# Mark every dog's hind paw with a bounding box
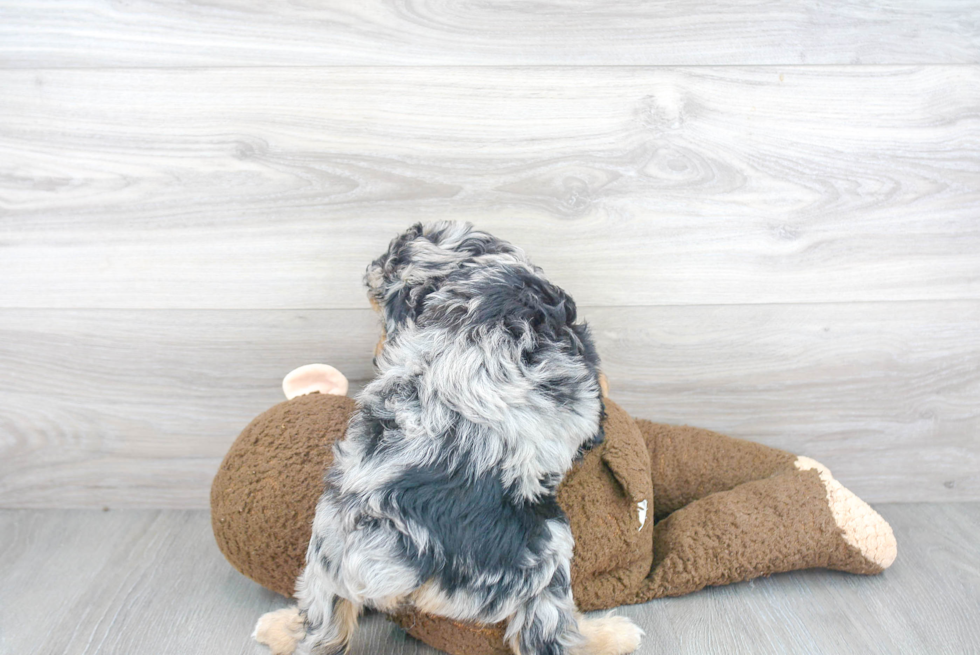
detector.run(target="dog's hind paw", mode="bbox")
[575,613,644,655]
[254,607,306,655]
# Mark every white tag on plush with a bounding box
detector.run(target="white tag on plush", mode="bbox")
[637,499,648,531]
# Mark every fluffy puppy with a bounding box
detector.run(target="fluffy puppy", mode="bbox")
[255,222,642,655]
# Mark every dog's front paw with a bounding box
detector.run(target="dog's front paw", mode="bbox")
[575,613,644,655]
[254,607,306,655]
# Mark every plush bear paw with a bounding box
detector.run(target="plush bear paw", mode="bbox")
[795,456,897,570]
[574,612,644,655]
[254,606,306,655]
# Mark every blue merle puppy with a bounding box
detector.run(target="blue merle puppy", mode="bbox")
[255,222,642,655]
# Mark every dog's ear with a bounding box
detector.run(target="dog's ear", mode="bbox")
[465,269,594,356]
[366,222,493,333]
[535,284,601,368]
[529,280,575,337]
[364,223,427,332]
[364,222,425,305]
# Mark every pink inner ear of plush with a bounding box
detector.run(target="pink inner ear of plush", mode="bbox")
[282,364,349,399]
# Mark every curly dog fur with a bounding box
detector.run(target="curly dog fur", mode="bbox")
[256,222,642,655]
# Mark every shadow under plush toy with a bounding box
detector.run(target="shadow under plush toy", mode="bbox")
[212,364,896,655]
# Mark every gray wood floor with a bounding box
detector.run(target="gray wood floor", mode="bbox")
[1,504,977,655]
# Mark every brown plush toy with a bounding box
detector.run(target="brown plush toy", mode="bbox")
[212,365,896,655]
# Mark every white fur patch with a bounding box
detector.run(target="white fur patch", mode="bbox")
[253,607,305,655]
[573,613,644,655]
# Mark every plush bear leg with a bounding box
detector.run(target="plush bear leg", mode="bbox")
[793,457,897,572]
[636,420,798,521]
[629,465,896,601]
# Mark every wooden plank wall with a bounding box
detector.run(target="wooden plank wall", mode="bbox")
[0,2,977,507]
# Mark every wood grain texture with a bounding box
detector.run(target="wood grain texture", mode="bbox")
[1,505,977,654]
[2,66,978,309]
[594,303,980,504]
[0,309,381,508]
[0,509,286,655]
[1,302,976,508]
[0,1,978,68]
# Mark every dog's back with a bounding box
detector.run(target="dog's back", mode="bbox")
[270,223,640,655]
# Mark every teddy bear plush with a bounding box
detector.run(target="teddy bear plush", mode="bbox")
[211,364,896,655]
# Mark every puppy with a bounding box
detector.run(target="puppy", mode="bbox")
[255,222,642,655]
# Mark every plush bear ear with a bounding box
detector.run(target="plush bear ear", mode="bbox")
[282,364,349,400]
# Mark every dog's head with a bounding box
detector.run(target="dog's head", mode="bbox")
[362,222,607,499]
[365,221,605,392]
[364,221,523,336]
